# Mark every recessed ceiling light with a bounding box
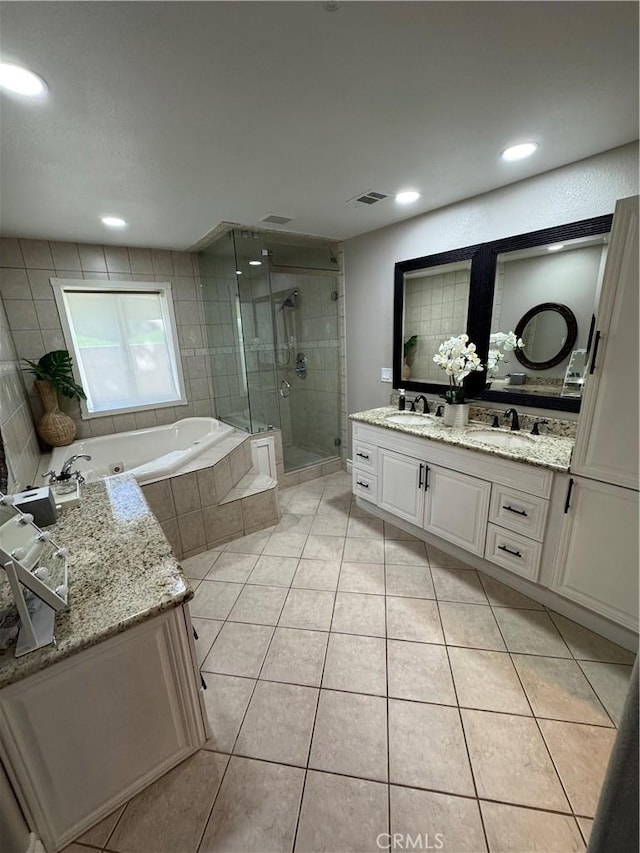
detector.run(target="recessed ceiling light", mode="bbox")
[548,243,564,252]
[0,62,48,97]
[501,142,538,162]
[235,270,243,275]
[249,260,262,266]
[101,216,127,228]
[395,191,420,204]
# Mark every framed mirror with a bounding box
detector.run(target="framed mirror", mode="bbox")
[393,214,612,412]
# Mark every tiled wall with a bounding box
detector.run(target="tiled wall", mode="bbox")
[0,237,215,440]
[0,296,41,491]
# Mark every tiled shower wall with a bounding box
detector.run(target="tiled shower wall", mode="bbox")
[0,238,215,439]
[0,296,41,491]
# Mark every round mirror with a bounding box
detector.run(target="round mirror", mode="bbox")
[514,302,578,370]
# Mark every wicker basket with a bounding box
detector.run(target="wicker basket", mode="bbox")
[35,380,77,447]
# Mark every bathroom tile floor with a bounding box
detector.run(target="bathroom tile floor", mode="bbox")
[69,471,635,853]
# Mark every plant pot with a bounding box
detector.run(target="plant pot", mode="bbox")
[34,380,76,447]
[402,359,411,380]
[443,402,469,428]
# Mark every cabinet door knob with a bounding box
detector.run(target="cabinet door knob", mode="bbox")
[498,544,522,558]
[503,504,527,517]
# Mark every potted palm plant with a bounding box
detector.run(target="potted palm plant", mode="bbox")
[23,350,86,447]
[402,335,418,380]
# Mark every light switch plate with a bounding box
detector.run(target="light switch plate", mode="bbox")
[381,367,393,383]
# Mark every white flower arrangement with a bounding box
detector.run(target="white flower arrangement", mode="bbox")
[433,333,484,403]
[487,331,524,372]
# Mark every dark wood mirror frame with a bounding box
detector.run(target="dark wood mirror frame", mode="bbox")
[393,213,613,413]
[514,302,578,371]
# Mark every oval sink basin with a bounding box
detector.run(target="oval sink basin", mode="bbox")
[465,429,535,449]
[386,412,435,426]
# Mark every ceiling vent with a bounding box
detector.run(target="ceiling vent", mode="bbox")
[346,190,389,207]
[261,214,293,225]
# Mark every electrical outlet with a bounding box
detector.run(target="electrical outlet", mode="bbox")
[381,367,393,383]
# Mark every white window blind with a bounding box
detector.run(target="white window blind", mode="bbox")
[53,281,186,417]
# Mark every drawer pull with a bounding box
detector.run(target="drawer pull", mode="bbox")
[356,452,370,460]
[503,504,528,517]
[356,480,369,489]
[418,463,425,490]
[498,544,522,559]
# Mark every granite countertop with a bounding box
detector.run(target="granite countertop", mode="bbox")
[350,407,574,472]
[0,475,191,689]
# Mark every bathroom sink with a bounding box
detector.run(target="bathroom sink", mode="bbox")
[464,429,535,449]
[385,412,435,426]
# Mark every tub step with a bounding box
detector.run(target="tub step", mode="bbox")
[219,468,278,505]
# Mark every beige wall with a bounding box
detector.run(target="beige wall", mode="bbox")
[0,296,40,491]
[0,238,215,441]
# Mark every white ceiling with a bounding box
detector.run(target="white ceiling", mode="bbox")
[1,1,638,249]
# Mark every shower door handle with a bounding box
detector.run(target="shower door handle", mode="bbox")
[279,379,291,398]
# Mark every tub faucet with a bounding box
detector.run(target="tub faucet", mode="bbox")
[411,395,430,414]
[504,408,520,431]
[44,454,92,486]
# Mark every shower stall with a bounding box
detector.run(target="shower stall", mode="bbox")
[198,229,342,473]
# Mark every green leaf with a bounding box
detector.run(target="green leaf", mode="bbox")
[22,350,86,400]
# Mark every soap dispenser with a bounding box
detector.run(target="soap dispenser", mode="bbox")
[398,389,406,411]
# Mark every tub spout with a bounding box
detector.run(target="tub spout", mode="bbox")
[60,454,92,477]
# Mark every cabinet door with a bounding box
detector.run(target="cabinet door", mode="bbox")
[378,448,425,526]
[424,465,491,555]
[571,196,639,489]
[552,476,639,631]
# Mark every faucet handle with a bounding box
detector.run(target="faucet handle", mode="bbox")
[491,415,500,428]
[531,420,549,436]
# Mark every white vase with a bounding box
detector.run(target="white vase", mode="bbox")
[443,402,469,428]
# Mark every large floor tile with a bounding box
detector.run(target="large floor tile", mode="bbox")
[438,602,505,651]
[317,497,351,516]
[383,520,418,540]
[426,545,469,569]
[388,699,474,796]
[387,640,456,704]
[462,708,570,811]
[385,539,429,565]
[386,596,444,643]
[338,561,385,594]
[448,647,530,715]
[385,564,434,599]
[279,588,336,630]
[181,549,221,579]
[577,818,594,845]
[346,516,384,539]
[76,805,125,848]
[309,690,388,781]
[549,613,636,663]
[235,680,318,766]
[108,750,228,853]
[202,622,274,677]
[478,573,544,610]
[260,627,328,686]
[288,496,322,515]
[302,534,345,561]
[492,608,570,657]
[390,786,487,852]
[578,660,633,726]
[309,514,349,537]
[191,617,224,665]
[480,801,585,852]
[512,654,612,725]
[224,529,272,554]
[201,673,255,753]
[431,566,488,604]
[191,580,242,619]
[295,771,388,853]
[227,584,288,625]
[275,513,314,535]
[262,532,308,558]
[206,551,259,582]
[538,719,616,816]
[322,633,386,695]
[247,554,300,587]
[342,537,385,563]
[292,558,341,591]
[199,756,305,852]
[332,591,386,637]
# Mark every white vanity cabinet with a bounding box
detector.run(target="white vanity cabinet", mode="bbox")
[352,422,551,573]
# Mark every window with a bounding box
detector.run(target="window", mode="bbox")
[52,280,187,417]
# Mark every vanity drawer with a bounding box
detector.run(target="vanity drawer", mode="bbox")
[353,440,377,474]
[352,469,378,503]
[485,523,542,581]
[489,485,548,542]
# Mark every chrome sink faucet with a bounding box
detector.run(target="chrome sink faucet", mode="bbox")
[504,408,520,431]
[411,395,430,414]
[44,454,92,486]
